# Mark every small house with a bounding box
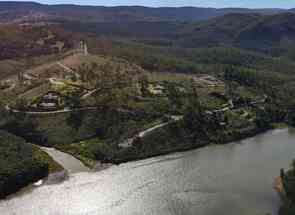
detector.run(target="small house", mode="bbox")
[38,91,61,110]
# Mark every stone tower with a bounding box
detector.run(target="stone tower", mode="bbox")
[79,41,88,55]
[84,42,88,55]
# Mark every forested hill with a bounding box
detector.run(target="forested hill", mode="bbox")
[58,12,295,55]
[236,13,295,51]
[179,12,295,53]
[0,1,292,23]
[176,12,295,51]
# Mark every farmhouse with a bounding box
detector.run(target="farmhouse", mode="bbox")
[38,91,61,110]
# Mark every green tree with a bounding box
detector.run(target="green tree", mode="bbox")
[167,84,182,114]
[15,98,28,111]
[139,75,149,97]
[183,81,204,134]
[255,107,272,130]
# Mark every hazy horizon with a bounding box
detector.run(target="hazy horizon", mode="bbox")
[7,0,295,9]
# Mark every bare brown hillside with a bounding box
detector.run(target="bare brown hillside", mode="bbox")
[0,23,75,60]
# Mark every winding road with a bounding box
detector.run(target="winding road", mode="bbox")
[119,116,183,148]
[5,105,99,115]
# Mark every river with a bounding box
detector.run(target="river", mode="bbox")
[1,128,295,215]
[41,147,89,174]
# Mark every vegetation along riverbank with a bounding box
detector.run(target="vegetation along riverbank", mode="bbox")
[278,159,295,215]
[0,130,62,199]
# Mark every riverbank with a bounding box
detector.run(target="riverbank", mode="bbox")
[106,121,290,165]
[1,145,91,199]
[2,128,295,215]
[277,163,295,215]
[275,177,284,195]
[0,106,281,198]
[55,118,269,167]
[0,121,282,200]
[0,130,63,199]
[110,122,268,164]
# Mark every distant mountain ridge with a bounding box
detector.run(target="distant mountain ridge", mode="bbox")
[2,2,295,55]
[59,12,295,53]
[176,12,295,51]
[0,1,293,23]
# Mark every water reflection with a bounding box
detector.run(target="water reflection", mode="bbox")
[1,129,295,215]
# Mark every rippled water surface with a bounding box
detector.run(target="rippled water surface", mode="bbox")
[1,129,295,215]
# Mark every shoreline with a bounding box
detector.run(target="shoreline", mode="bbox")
[1,127,288,201]
[110,126,270,164]
[55,125,272,167]
[275,177,286,198]
[4,169,69,201]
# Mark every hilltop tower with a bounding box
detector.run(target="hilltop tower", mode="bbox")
[79,41,88,55]
[84,43,88,56]
[79,41,84,53]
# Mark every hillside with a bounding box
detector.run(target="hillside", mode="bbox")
[55,11,295,56]
[176,13,262,48]
[174,12,295,52]
[1,2,295,56]
[0,1,291,23]
[236,13,295,51]
[0,23,75,60]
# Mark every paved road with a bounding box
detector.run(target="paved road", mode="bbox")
[81,88,99,99]
[5,105,98,115]
[117,96,267,149]
[57,62,76,74]
[119,116,183,148]
[49,78,65,86]
[3,83,16,92]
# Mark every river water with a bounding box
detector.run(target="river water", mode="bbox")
[41,147,89,174]
[1,129,295,215]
